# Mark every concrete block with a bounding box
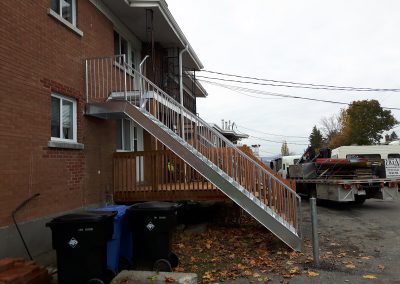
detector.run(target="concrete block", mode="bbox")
[111,270,197,284]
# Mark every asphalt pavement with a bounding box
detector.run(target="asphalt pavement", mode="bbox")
[228,198,400,284]
[292,198,400,283]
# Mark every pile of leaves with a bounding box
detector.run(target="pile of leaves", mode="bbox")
[171,217,304,283]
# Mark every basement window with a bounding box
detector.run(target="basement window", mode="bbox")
[51,93,77,142]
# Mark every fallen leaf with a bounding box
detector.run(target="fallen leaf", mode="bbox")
[148,275,158,281]
[253,272,261,278]
[290,267,301,275]
[243,270,252,276]
[165,276,176,283]
[286,260,294,265]
[308,271,320,277]
[237,263,246,270]
[361,256,372,260]
[202,271,213,280]
[363,274,377,279]
[345,264,356,269]
[378,265,385,271]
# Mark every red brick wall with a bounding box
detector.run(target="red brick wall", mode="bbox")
[0,0,117,226]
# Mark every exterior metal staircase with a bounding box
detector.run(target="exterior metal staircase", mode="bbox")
[85,56,303,251]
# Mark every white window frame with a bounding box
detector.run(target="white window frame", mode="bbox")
[48,0,83,36]
[117,119,144,152]
[51,0,77,26]
[51,93,77,143]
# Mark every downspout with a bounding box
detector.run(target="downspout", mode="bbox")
[179,45,189,138]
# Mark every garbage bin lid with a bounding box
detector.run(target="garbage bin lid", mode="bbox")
[89,205,128,219]
[128,201,179,212]
[47,211,117,225]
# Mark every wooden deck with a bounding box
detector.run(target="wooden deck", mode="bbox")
[113,149,298,226]
[113,150,225,202]
[113,148,295,205]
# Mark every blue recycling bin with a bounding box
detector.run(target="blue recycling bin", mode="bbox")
[90,205,132,272]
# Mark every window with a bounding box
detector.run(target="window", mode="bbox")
[51,0,76,26]
[117,119,143,151]
[117,119,131,151]
[346,154,381,161]
[114,31,128,64]
[113,31,137,69]
[51,94,77,142]
[388,153,400,159]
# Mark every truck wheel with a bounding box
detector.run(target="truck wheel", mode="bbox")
[353,196,366,205]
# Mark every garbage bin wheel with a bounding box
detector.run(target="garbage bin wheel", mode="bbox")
[153,259,172,272]
[168,252,179,268]
[86,279,104,284]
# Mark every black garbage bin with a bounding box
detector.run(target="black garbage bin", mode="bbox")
[126,201,179,271]
[46,211,116,284]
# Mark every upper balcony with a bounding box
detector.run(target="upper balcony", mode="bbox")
[84,55,204,114]
[89,0,207,113]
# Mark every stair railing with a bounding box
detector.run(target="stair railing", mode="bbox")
[85,56,302,235]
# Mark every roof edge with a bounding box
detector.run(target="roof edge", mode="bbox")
[127,0,204,70]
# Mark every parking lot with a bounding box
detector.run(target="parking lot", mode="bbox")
[289,198,400,283]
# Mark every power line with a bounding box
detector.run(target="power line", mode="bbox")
[197,70,400,92]
[200,79,400,111]
[248,135,309,146]
[236,124,309,139]
[235,127,309,146]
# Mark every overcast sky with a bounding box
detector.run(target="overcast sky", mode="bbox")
[166,0,400,156]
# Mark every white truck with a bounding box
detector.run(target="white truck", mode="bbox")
[287,146,400,204]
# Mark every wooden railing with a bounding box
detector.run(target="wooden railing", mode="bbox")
[113,150,219,200]
[114,148,297,225]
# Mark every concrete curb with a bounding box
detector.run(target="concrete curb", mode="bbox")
[111,270,198,284]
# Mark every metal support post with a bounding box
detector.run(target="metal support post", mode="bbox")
[123,54,127,101]
[310,197,320,266]
[179,45,189,139]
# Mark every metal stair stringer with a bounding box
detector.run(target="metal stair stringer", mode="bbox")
[87,100,302,251]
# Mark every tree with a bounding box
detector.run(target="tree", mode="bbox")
[342,100,398,145]
[321,115,340,143]
[281,141,289,156]
[309,126,324,150]
[320,109,347,146]
[390,131,398,141]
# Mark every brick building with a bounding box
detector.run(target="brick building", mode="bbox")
[0,0,303,262]
[0,0,207,260]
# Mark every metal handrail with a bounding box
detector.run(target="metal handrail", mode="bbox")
[85,56,302,233]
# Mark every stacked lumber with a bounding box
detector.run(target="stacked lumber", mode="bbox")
[0,258,51,284]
